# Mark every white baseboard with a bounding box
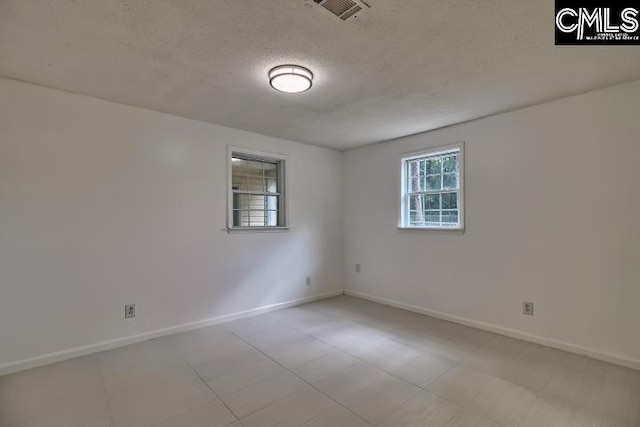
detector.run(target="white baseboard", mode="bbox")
[0,290,344,376]
[345,290,640,371]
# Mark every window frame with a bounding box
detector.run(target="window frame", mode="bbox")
[398,142,465,232]
[227,146,288,232]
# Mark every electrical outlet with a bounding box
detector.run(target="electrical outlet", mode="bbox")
[522,301,534,316]
[355,263,361,273]
[305,276,312,286]
[125,304,136,319]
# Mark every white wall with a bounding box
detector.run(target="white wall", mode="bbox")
[343,80,640,367]
[0,78,344,371]
[2,76,639,373]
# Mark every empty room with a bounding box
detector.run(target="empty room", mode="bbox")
[1,1,639,426]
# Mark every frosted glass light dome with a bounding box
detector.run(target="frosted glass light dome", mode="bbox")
[269,65,313,94]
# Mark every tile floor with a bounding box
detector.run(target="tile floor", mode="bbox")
[1,295,638,427]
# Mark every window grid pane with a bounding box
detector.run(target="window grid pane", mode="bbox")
[231,154,282,228]
[404,150,460,228]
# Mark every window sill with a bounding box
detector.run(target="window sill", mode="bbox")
[227,226,289,234]
[397,226,465,234]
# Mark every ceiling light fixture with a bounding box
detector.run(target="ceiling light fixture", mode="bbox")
[269,65,313,94]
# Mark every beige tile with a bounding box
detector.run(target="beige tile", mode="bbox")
[427,366,495,406]
[267,307,333,333]
[350,303,421,326]
[530,394,640,427]
[81,418,113,427]
[430,342,639,427]
[0,356,101,398]
[519,396,587,427]
[494,342,569,392]
[542,354,611,412]
[367,343,456,387]
[166,326,250,365]
[429,366,537,426]
[300,405,369,427]
[220,371,307,418]
[313,361,388,398]
[315,361,421,424]
[110,377,214,427]
[542,354,640,426]
[598,365,640,426]
[2,397,109,427]
[574,413,637,427]
[393,352,456,388]
[151,400,236,427]
[526,394,639,427]
[317,328,397,360]
[417,318,471,344]
[431,327,496,362]
[193,347,270,381]
[393,332,443,354]
[462,335,529,375]
[0,356,100,390]
[240,386,335,427]
[0,377,106,423]
[106,364,202,413]
[223,315,283,338]
[0,357,107,427]
[2,296,637,427]
[241,324,305,350]
[206,358,286,397]
[302,317,362,338]
[465,375,537,427]
[377,391,460,427]
[337,369,421,424]
[97,339,185,393]
[445,409,502,427]
[349,334,410,364]
[258,335,335,368]
[290,349,360,384]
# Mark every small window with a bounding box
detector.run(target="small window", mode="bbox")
[399,143,464,230]
[228,149,287,230]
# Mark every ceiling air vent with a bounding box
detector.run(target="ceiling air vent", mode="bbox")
[308,0,370,21]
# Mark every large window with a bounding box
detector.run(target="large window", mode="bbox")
[229,148,287,230]
[400,143,464,230]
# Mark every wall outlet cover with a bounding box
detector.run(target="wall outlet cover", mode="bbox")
[522,301,534,316]
[125,304,136,319]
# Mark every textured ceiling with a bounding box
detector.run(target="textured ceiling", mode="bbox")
[1,0,640,150]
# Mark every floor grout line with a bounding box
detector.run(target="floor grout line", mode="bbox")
[265,308,465,401]
[222,325,375,425]
[163,336,243,425]
[276,301,488,363]
[264,300,537,426]
[169,308,524,427]
[9,296,636,427]
[273,315,456,386]
[286,318,489,413]
[102,297,541,427]
[94,354,116,427]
